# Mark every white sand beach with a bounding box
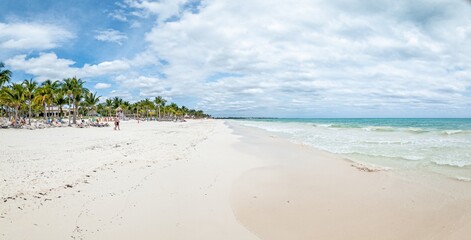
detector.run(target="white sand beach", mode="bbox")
[2,0,471,239]
[1,120,471,240]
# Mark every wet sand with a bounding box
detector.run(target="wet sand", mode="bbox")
[229,123,471,240]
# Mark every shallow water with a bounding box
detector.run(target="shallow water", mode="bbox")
[233,118,471,180]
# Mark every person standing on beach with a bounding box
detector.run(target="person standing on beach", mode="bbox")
[114,116,120,130]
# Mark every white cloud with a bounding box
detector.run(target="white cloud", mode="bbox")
[0,22,74,50]
[115,74,169,97]
[82,60,131,76]
[94,83,112,89]
[128,0,471,116]
[4,0,471,117]
[108,11,128,22]
[5,53,130,81]
[130,21,142,28]
[108,89,133,101]
[94,29,128,45]
[124,0,191,21]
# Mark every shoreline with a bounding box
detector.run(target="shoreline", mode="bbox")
[227,119,471,183]
[228,121,471,240]
[1,120,470,239]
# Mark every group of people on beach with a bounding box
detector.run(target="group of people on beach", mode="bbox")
[85,116,120,130]
[1,115,122,130]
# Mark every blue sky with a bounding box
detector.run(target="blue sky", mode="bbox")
[1,0,471,117]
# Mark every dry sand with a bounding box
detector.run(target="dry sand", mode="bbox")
[1,120,261,239]
[1,120,470,240]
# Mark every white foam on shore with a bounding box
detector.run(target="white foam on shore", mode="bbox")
[233,120,471,179]
[456,177,471,182]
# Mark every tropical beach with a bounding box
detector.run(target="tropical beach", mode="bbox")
[2,0,471,239]
[1,120,471,240]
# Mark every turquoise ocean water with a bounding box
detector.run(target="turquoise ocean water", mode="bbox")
[234,118,471,181]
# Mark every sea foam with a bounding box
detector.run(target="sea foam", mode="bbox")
[234,118,471,179]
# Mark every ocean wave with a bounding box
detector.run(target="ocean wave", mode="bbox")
[235,120,471,176]
[361,140,414,145]
[441,130,471,136]
[329,124,356,129]
[405,128,429,134]
[361,126,432,134]
[431,160,471,168]
[340,151,425,161]
[312,124,334,128]
[361,126,395,132]
[314,124,398,132]
[455,177,471,182]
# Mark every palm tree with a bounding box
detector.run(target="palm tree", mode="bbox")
[61,78,74,125]
[73,88,88,122]
[61,77,86,124]
[140,98,154,119]
[196,110,206,118]
[0,87,5,117]
[83,92,101,116]
[0,62,12,87]
[54,93,67,118]
[96,103,105,116]
[0,87,8,117]
[105,98,113,117]
[121,101,131,118]
[130,102,139,119]
[181,105,188,119]
[43,80,60,116]
[34,84,54,121]
[1,83,25,120]
[112,97,123,109]
[22,79,38,125]
[154,96,166,120]
[168,102,179,120]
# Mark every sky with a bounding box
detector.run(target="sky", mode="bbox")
[1,0,471,117]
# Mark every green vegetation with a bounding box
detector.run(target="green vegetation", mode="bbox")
[0,62,210,124]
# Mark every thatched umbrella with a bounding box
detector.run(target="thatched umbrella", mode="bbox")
[89,110,98,116]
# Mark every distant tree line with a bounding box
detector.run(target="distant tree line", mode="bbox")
[0,62,210,125]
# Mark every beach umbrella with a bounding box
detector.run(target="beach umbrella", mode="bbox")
[89,110,98,116]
